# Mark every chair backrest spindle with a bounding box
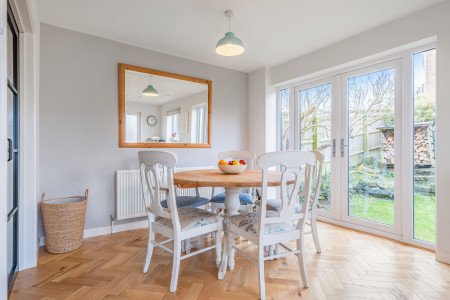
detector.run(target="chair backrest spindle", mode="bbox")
[138,151,182,231]
[310,151,325,210]
[257,151,315,230]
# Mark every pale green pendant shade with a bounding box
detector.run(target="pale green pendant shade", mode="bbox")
[142,84,159,97]
[215,10,245,57]
[215,32,245,56]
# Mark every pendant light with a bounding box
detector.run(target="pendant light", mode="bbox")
[142,75,159,97]
[215,10,245,56]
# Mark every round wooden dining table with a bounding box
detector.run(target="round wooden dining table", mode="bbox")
[173,168,286,280]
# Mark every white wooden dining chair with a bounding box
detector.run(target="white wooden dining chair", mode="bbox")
[154,166,212,254]
[138,151,223,292]
[226,151,315,299]
[266,150,324,253]
[210,150,257,213]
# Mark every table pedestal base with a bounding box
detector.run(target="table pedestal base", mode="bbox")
[218,187,241,280]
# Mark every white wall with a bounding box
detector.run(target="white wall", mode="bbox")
[248,68,277,157]
[248,68,266,156]
[39,24,248,233]
[250,1,450,263]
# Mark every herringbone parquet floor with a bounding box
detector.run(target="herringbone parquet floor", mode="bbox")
[11,222,450,299]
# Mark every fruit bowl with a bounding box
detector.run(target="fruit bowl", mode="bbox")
[218,163,247,174]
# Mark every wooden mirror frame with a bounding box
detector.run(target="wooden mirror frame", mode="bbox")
[118,63,212,148]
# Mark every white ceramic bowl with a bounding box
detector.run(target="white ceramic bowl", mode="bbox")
[218,164,247,174]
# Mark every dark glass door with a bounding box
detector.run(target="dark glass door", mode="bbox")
[7,2,19,293]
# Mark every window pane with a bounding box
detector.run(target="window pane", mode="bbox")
[279,89,290,151]
[7,217,16,280]
[125,113,138,142]
[7,22,15,84]
[7,89,15,213]
[347,68,395,225]
[167,114,180,142]
[191,105,207,144]
[299,83,332,211]
[413,49,436,243]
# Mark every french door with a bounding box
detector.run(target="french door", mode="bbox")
[6,2,20,292]
[340,59,402,234]
[294,77,340,220]
[294,59,402,235]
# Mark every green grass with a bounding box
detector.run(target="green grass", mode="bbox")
[349,194,394,225]
[319,158,436,244]
[349,193,436,243]
[413,193,436,243]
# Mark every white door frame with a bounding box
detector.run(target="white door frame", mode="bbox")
[400,43,437,250]
[277,41,437,250]
[340,58,403,235]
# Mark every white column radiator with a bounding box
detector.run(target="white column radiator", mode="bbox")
[113,166,218,222]
[115,170,145,221]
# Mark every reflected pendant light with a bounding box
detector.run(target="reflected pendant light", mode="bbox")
[215,10,245,56]
[142,75,159,97]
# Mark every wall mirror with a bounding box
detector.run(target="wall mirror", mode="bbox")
[119,64,212,148]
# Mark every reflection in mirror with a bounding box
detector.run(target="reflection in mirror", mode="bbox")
[123,68,210,146]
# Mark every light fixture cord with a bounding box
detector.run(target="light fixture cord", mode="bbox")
[228,15,231,32]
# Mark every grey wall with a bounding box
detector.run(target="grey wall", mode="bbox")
[39,23,248,231]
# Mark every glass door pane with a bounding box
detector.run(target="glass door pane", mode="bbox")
[346,66,396,226]
[279,88,290,151]
[297,83,333,212]
[7,4,20,293]
[413,49,436,243]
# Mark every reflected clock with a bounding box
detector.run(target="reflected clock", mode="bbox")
[147,115,157,126]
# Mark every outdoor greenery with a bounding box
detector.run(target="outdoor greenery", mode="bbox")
[291,50,436,245]
[349,192,435,243]
[317,158,436,243]
[384,102,435,126]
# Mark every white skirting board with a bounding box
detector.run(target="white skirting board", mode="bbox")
[39,219,148,247]
[436,250,450,264]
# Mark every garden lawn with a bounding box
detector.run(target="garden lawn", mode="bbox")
[349,193,435,243]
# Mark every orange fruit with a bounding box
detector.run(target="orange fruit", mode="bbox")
[218,159,227,165]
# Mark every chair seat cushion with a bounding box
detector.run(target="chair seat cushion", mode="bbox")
[155,207,223,231]
[228,211,296,235]
[161,196,210,208]
[265,199,302,213]
[210,192,254,205]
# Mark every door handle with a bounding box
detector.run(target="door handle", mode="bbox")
[316,141,336,157]
[7,138,12,162]
[340,138,348,158]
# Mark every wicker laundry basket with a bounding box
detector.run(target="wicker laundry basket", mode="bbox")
[40,190,88,253]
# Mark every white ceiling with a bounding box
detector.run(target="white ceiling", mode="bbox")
[38,0,443,73]
[125,70,207,105]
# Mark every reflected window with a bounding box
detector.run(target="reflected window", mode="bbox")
[192,104,208,144]
[125,112,140,142]
[166,108,180,142]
